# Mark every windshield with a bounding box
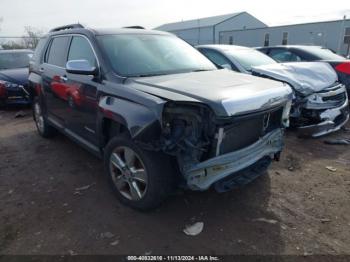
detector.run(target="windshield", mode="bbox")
[0,52,33,70]
[227,49,276,71]
[97,34,216,77]
[302,46,346,61]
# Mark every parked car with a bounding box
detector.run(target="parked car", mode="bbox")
[256,45,350,97]
[0,49,33,106]
[197,45,349,137]
[29,24,292,210]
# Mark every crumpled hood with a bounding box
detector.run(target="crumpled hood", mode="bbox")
[252,62,338,96]
[131,69,292,116]
[0,68,29,86]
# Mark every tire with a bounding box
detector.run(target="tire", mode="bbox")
[104,135,175,210]
[32,97,56,138]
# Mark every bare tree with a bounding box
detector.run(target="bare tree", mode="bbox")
[21,26,43,49]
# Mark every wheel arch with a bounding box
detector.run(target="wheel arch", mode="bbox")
[28,72,44,100]
[98,96,163,149]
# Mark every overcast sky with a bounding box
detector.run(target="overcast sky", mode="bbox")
[0,0,349,36]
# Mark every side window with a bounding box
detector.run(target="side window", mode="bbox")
[258,48,268,54]
[68,36,96,67]
[269,49,302,62]
[46,36,70,67]
[200,49,236,70]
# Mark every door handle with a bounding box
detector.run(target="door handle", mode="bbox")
[39,68,44,72]
[60,75,68,82]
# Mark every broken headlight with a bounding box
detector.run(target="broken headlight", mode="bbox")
[282,100,292,127]
[161,102,214,156]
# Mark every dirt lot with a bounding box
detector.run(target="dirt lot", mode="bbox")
[0,107,350,256]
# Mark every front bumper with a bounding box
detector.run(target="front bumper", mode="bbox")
[184,128,284,191]
[297,96,349,138]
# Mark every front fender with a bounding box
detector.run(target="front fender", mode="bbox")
[98,96,165,142]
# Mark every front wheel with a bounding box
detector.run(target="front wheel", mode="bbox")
[104,136,175,210]
[33,97,56,138]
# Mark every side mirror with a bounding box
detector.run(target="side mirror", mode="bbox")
[221,63,232,70]
[66,60,97,75]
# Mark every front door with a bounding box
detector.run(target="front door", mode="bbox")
[64,35,100,146]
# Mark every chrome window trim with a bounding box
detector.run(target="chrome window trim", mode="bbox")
[43,33,101,74]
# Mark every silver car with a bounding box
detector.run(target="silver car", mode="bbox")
[197,45,349,137]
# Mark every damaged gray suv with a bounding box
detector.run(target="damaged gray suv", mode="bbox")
[29,24,292,210]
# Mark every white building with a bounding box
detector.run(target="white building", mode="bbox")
[156,13,350,56]
[155,12,267,45]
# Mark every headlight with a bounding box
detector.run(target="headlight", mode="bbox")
[0,80,21,89]
[282,100,292,127]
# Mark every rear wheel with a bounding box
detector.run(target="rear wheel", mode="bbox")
[104,135,175,210]
[33,97,56,138]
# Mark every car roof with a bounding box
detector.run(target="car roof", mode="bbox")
[0,49,33,53]
[196,44,254,52]
[258,45,323,49]
[47,27,172,37]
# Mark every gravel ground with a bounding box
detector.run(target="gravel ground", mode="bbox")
[0,107,350,256]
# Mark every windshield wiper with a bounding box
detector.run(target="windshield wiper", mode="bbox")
[189,69,215,72]
[131,69,215,77]
[135,73,168,77]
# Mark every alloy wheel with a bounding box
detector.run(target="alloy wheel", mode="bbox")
[109,146,148,201]
[34,101,45,133]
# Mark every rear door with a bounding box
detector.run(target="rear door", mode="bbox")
[41,36,71,127]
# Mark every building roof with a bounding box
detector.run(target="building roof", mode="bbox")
[224,18,350,33]
[155,12,244,31]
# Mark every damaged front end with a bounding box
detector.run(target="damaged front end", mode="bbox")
[160,101,291,191]
[291,83,349,137]
[252,62,350,137]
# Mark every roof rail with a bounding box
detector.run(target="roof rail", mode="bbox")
[49,24,84,32]
[123,26,145,29]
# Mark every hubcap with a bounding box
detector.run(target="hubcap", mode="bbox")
[109,146,148,201]
[34,102,45,133]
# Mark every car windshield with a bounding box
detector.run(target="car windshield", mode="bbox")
[301,46,346,60]
[0,52,33,70]
[226,49,277,71]
[97,34,217,77]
